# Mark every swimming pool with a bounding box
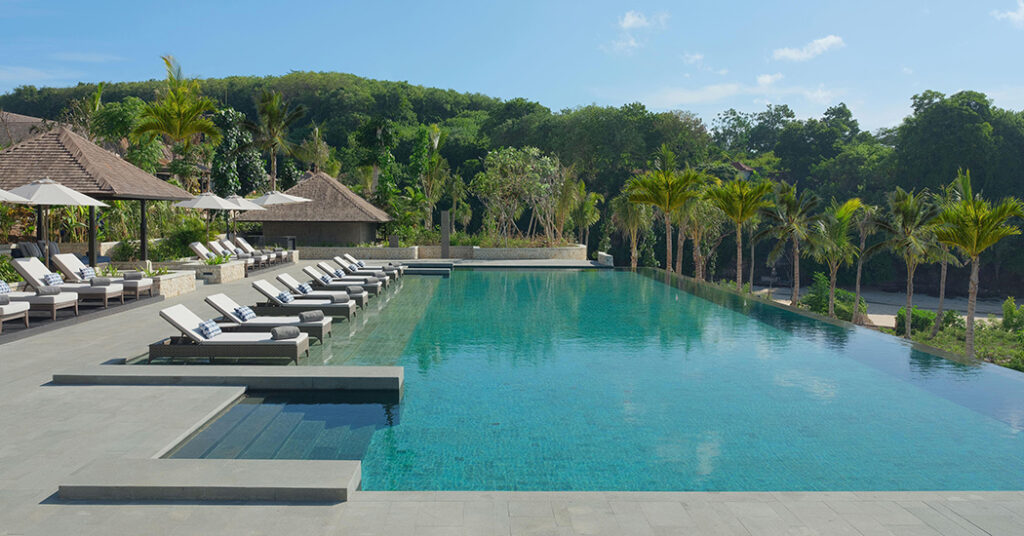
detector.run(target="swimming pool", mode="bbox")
[174,269,1024,491]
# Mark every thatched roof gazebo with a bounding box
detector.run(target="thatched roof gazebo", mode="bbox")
[0,126,193,263]
[238,171,390,246]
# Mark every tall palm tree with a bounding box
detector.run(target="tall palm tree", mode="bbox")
[808,198,863,317]
[934,170,1023,358]
[881,187,940,339]
[246,90,306,191]
[611,192,653,269]
[929,182,964,338]
[628,145,703,272]
[705,178,774,292]
[758,182,821,304]
[851,204,882,325]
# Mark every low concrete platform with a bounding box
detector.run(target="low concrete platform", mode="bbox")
[59,459,360,503]
[52,365,404,392]
[405,267,450,277]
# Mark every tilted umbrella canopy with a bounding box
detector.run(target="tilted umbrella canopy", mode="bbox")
[0,188,31,204]
[225,195,266,211]
[251,190,311,206]
[173,192,239,210]
[8,178,108,208]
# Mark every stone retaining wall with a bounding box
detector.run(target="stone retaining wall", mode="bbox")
[417,245,476,259]
[298,246,418,260]
[152,271,196,298]
[471,245,587,260]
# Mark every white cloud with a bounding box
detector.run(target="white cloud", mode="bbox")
[757,73,784,86]
[715,68,729,76]
[772,35,845,61]
[682,52,704,64]
[50,52,123,63]
[619,10,668,29]
[992,0,1024,27]
[902,66,914,75]
[602,35,640,55]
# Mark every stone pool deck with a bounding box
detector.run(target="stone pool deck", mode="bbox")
[0,262,1022,535]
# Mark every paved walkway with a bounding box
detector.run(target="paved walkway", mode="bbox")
[1,262,1022,535]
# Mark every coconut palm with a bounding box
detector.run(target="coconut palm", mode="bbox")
[627,145,703,272]
[928,182,965,337]
[851,204,882,325]
[881,187,940,339]
[705,178,774,292]
[611,192,653,269]
[246,90,306,191]
[807,198,863,318]
[758,182,822,305]
[934,170,1023,358]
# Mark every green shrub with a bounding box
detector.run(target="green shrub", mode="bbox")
[803,272,866,322]
[109,240,139,262]
[1002,297,1024,332]
[154,217,211,261]
[895,305,936,336]
[942,310,965,330]
[203,254,231,265]
[0,255,21,283]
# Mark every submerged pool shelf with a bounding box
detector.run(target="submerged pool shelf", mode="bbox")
[174,268,1024,492]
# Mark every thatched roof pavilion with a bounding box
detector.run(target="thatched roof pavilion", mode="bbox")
[0,127,193,262]
[239,171,390,246]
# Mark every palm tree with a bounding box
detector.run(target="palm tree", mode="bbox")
[881,187,939,339]
[929,183,964,337]
[851,204,882,325]
[807,198,863,317]
[934,170,1023,358]
[705,178,774,292]
[570,181,604,247]
[611,192,653,269]
[246,90,306,191]
[758,182,821,304]
[628,145,703,272]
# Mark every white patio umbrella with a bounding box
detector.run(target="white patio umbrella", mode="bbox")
[173,192,240,236]
[8,178,108,268]
[250,190,310,206]
[0,188,31,204]
[224,195,265,238]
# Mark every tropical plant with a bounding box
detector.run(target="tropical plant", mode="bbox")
[246,90,306,191]
[352,118,396,194]
[569,181,604,246]
[686,196,729,281]
[211,108,266,197]
[933,170,1024,358]
[757,181,821,304]
[929,182,964,337]
[851,204,882,325]
[806,198,863,317]
[705,178,774,292]
[804,272,866,322]
[880,187,940,339]
[60,82,104,140]
[610,192,652,269]
[627,145,703,272]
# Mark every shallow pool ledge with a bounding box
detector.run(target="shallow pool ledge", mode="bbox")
[52,365,404,392]
[59,459,360,503]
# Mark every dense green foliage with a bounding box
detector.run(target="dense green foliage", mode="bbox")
[803,272,866,322]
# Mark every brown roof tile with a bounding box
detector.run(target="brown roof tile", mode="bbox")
[238,171,391,223]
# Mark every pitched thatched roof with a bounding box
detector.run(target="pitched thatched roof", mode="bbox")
[0,126,192,201]
[239,171,391,223]
[0,111,51,146]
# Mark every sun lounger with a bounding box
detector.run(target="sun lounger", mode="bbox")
[316,261,388,288]
[152,304,309,364]
[0,295,30,333]
[302,265,381,295]
[207,240,259,269]
[234,236,294,263]
[332,256,395,281]
[51,253,153,299]
[216,238,271,266]
[0,280,78,321]
[12,257,124,308]
[251,279,355,320]
[204,293,331,343]
[341,253,405,276]
[277,272,367,308]
[190,242,218,262]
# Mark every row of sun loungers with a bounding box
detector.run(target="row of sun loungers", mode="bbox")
[189,236,297,271]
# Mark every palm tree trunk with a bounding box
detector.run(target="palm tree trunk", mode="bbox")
[749,233,755,290]
[664,215,673,273]
[791,237,800,305]
[930,255,948,338]
[852,235,866,324]
[904,261,916,339]
[269,153,278,191]
[692,231,703,281]
[734,223,743,292]
[674,226,684,274]
[828,265,838,318]
[630,229,639,269]
[966,256,979,359]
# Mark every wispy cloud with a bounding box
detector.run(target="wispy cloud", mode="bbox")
[50,52,124,63]
[682,52,704,65]
[602,35,640,55]
[902,66,914,75]
[772,35,845,61]
[757,73,784,86]
[0,65,80,83]
[680,52,728,75]
[646,77,839,108]
[992,0,1024,27]
[619,10,668,29]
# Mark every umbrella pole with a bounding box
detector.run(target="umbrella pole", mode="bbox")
[140,199,148,262]
[43,207,49,270]
[88,206,97,267]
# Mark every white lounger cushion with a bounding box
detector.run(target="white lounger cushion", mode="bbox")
[0,301,30,316]
[7,291,78,305]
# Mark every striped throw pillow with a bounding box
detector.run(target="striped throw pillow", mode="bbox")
[319,275,332,285]
[333,269,345,279]
[234,306,256,321]
[79,267,96,280]
[277,292,294,303]
[197,319,222,338]
[43,273,63,286]
[0,281,10,294]
[357,261,365,267]
[297,283,313,294]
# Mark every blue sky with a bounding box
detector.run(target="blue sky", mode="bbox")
[2,0,1024,130]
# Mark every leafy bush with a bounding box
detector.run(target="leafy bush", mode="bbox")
[0,255,21,283]
[153,217,211,261]
[1002,297,1024,331]
[895,306,937,336]
[204,254,231,265]
[942,310,965,330]
[803,272,866,322]
[144,267,171,277]
[109,240,140,262]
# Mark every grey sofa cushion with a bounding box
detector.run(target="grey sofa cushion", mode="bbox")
[35,286,61,296]
[298,310,324,322]
[271,326,301,340]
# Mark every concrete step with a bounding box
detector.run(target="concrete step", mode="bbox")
[52,365,404,392]
[406,267,451,277]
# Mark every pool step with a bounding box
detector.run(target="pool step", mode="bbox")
[59,459,360,503]
[406,267,450,277]
[52,365,404,392]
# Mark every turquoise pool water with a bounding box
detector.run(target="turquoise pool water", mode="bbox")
[174,269,1024,491]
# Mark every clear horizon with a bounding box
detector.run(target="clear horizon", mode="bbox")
[3,0,1024,130]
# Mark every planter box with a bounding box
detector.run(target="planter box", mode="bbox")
[183,260,247,284]
[298,246,418,260]
[152,271,196,298]
[471,245,587,261]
